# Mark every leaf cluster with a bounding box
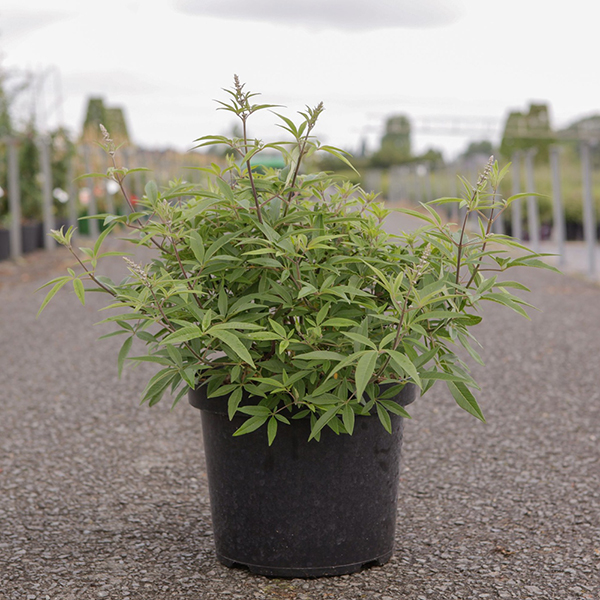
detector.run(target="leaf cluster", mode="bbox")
[39,78,558,444]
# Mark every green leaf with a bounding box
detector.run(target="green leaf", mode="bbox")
[73,278,86,306]
[238,405,271,416]
[316,303,330,325]
[447,381,485,422]
[233,415,268,436]
[93,222,115,257]
[322,318,359,328]
[268,318,287,338]
[308,406,338,441]
[267,417,278,446]
[117,336,133,378]
[379,399,411,418]
[341,331,377,350]
[210,329,256,367]
[189,231,205,263]
[385,350,422,388]
[145,180,159,204]
[355,351,378,401]
[419,370,469,383]
[162,325,203,345]
[36,277,70,316]
[294,350,345,361]
[376,403,392,433]
[342,404,355,435]
[413,310,461,324]
[218,285,228,316]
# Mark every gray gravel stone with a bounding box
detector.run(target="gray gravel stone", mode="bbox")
[1,245,599,599]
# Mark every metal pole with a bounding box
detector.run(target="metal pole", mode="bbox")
[38,136,55,250]
[580,141,597,277]
[549,146,566,267]
[67,151,77,230]
[82,144,99,238]
[426,165,433,203]
[7,138,22,259]
[102,177,114,215]
[388,166,401,202]
[524,149,540,252]
[511,151,522,240]
[448,165,459,223]
[493,188,505,235]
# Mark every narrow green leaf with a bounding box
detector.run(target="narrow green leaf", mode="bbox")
[267,417,278,446]
[93,222,115,257]
[294,350,345,361]
[342,405,355,435]
[233,415,268,436]
[210,329,255,367]
[379,399,411,418]
[238,405,271,416]
[37,278,69,316]
[189,231,205,263]
[355,351,378,401]
[308,406,338,441]
[385,350,422,389]
[117,336,133,378]
[162,325,203,345]
[376,403,392,433]
[145,180,159,204]
[268,318,287,338]
[447,381,485,422]
[341,331,377,350]
[322,318,360,328]
[218,285,228,316]
[73,278,86,306]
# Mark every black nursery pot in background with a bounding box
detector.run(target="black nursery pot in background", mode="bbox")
[21,222,40,254]
[0,229,9,261]
[189,384,417,578]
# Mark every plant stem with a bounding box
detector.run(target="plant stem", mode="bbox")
[465,206,495,289]
[242,119,263,224]
[455,209,470,286]
[68,245,116,296]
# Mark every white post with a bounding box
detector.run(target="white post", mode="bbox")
[38,136,55,250]
[524,149,540,252]
[511,151,522,240]
[7,138,22,259]
[580,141,597,277]
[549,146,566,267]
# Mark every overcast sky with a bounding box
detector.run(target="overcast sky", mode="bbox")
[1,0,598,159]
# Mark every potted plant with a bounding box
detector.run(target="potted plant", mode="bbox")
[18,126,43,252]
[38,78,555,577]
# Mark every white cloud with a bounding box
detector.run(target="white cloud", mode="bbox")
[174,0,464,31]
[0,9,68,42]
[63,70,161,96]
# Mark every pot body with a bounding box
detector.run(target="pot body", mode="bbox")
[0,229,9,261]
[189,384,416,577]
[21,223,40,254]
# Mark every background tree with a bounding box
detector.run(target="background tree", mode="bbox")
[371,114,412,167]
[462,140,494,160]
[500,103,554,162]
[18,122,42,221]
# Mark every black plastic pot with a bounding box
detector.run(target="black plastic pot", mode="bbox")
[189,383,417,578]
[21,222,40,254]
[0,229,9,261]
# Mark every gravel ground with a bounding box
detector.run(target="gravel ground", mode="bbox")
[0,241,599,600]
